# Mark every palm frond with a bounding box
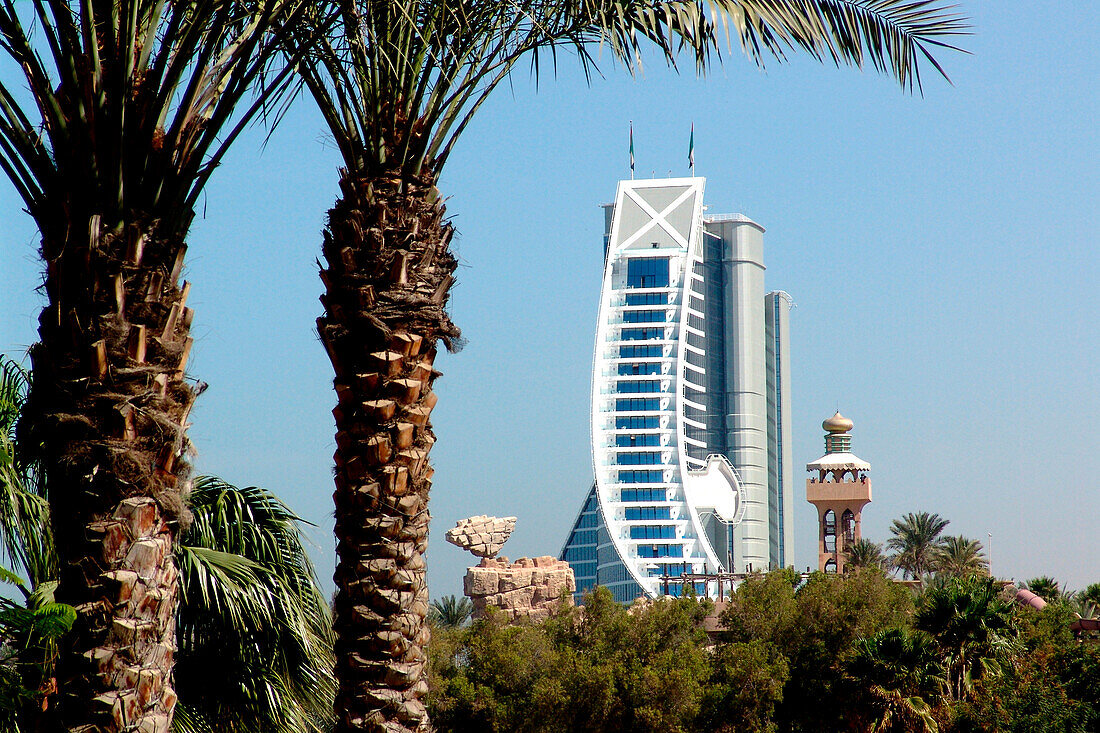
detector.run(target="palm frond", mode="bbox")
[0,356,52,588]
[174,477,335,733]
[292,0,966,178]
[430,594,474,628]
[0,0,313,236]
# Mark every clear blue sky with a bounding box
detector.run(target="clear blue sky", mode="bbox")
[2,3,1097,599]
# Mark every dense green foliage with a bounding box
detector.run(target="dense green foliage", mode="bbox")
[427,570,1100,733]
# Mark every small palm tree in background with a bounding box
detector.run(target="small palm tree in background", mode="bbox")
[888,512,950,580]
[0,357,70,728]
[428,596,473,630]
[846,539,888,571]
[915,576,1015,702]
[846,628,942,732]
[174,477,336,733]
[1074,582,1100,618]
[290,3,966,729]
[0,3,309,727]
[933,535,988,579]
[1022,576,1063,603]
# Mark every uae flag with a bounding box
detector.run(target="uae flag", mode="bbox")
[688,122,695,171]
[629,122,635,175]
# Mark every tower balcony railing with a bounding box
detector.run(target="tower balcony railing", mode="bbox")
[604,336,676,347]
[610,292,679,308]
[607,313,679,326]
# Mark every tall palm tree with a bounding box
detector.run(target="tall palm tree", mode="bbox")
[933,535,987,579]
[0,2,308,728]
[291,2,966,730]
[846,539,887,572]
[888,511,950,580]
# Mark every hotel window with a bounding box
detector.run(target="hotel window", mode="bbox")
[616,434,660,447]
[625,506,672,520]
[618,471,664,486]
[623,310,666,323]
[621,327,664,341]
[625,292,669,306]
[629,525,677,540]
[616,416,660,429]
[626,257,670,288]
[620,488,666,502]
[616,398,660,412]
[618,362,661,376]
[617,452,661,465]
[619,345,663,358]
[637,544,684,558]
[618,380,661,394]
[564,546,596,562]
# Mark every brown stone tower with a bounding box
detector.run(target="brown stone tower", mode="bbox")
[805,412,871,573]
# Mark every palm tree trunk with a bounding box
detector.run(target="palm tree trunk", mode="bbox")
[318,170,459,733]
[22,212,198,732]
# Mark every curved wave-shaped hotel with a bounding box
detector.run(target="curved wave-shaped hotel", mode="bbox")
[560,177,795,602]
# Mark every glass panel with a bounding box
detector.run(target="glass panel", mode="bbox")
[618,380,661,393]
[626,257,670,288]
[626,292,669,306]
[623,310,666,323]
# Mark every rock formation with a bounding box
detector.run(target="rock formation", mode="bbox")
[463,556,575,622]
[445,515,516,558]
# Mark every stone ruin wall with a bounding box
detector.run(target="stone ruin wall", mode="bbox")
[463,556,576,622]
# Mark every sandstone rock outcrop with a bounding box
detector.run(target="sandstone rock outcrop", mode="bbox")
[445,515,516,558]
[463,556,576,622]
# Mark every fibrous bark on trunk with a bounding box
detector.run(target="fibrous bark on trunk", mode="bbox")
[22,213,197,732]
[318,170,459,733]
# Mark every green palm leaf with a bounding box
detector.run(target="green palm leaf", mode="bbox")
[291,0,966,178]
[0,357,51,589]
[0,0,313,234]
[174,476,335,733]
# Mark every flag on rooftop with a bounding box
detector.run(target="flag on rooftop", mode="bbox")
[629,122,635,178]
[688,122,695,174]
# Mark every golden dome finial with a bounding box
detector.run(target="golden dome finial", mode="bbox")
[823,411,854,434]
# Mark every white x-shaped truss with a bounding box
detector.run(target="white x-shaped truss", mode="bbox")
[617,185,698,250]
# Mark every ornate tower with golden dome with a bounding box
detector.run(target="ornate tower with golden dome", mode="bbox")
[805,412,871,573]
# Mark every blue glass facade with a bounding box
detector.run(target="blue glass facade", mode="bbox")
[618,363,662,376]
[619,345,663,358]
[560,486,601,600]
[616,416,660,429]
[616,434,660,447]
[625,292,669,306]
[629,525,677,540]
[616,398,660,412]
[618,472,663,485]
[621,327,664,341]
[623,310,666,323]
[626,257,670,288]
[617,380,661,393]
[620,488,665,502]
[625,506,672,520]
